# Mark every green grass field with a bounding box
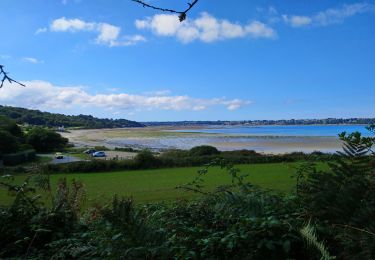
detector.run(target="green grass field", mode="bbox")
[0,162,320,206]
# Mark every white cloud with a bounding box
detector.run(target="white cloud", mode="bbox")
[35,27,47,35]
[22,57,44,64]
[0,80,251,112]
[46,17,145,47]
[51,17,95,32]
[95,23,121,45]
[109,35,146,47]
[135,12,277,43]
[244,21,276,38]
[314,3,374,25]
[283,3,375,27]
[282,15,312,27]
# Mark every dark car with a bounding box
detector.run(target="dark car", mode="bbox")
[84,149,96,154]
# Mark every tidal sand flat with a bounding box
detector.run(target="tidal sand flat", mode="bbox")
[62,125,369,153]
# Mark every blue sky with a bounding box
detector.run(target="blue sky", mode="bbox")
[0,0,374,121]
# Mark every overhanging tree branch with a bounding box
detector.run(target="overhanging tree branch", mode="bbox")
[0,65,25,88]
[131,0,200,21]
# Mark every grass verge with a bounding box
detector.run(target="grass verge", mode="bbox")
[0,162,326,206]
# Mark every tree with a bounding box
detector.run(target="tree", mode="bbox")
[131,0,200,22]
[189,145,220,156]
[0,116,23,155]
[26,127,68,152]
[0,65,25,88]
[0,115,23,138]
[0,130,19,155]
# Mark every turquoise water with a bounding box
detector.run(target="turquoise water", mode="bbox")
[172,125,371,137]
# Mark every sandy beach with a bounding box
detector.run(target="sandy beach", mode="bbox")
[61,126,344,154]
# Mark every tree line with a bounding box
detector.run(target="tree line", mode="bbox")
[0,115,68,159]
[0,105,144,129]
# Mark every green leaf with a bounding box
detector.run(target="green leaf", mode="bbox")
[112,233,122,240]
[283,240,291,253]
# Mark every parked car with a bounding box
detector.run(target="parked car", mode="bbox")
[92,151,106,157]
[84,149,96,154]
[55,152,64,159]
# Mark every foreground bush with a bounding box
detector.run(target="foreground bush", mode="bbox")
[2,149,36,166]
[297,131,375,259]
[0,128,374,259]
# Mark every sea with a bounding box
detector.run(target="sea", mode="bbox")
[170,124,371,137]
[104,124,373,154]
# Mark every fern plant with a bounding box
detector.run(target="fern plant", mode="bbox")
[300,221,334,260]
[297,129,375,259]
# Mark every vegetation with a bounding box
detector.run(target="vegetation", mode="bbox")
[26,127,69,153]
[189,145,220,156]
[0,162,299,205]
[0,115,23,155]
[0,128,373,259]
[0,105,144,129]
[2,150,36,166]
[45,147,329,174]
[0,115,69,164]
[0,130,20,155]
[114,147,139,152]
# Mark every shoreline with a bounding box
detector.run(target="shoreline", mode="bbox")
[61,126,346,154]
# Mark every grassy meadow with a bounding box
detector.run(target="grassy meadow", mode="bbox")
[0,162,326,206]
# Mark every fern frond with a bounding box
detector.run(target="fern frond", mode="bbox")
[300,222,335,260]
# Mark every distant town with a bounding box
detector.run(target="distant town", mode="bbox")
[143,118,375,127]
[1,105,374,128]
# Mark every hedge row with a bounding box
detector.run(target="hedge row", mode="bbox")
[45,150,333,174]
[2,149,36,166]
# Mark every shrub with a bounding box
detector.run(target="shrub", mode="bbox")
[189,145,220,156]
[94,146,110,151]
[0,176,85,258]
[2,149,36,166]
[134,150,162,168]
[0,130,19,155]
[0,115,23,138]
[26,127,68,152]
[297,131,375,259]
[114,147,138,152]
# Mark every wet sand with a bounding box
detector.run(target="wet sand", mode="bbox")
[62,127,343,154]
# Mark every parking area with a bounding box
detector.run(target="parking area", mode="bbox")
[94,151,137,160]
[39,154,85,164]
[39,150,138,165]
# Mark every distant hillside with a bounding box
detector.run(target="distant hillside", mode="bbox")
[0,106,144,129]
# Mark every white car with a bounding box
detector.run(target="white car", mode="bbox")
[92,151,106,157]
[55,152,64,159]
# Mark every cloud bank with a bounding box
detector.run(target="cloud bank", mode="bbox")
[135,12,276,43]
[22,57,44,64]
[38,17,145,47]
[283,2,375,27]
[0,81,251,113]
